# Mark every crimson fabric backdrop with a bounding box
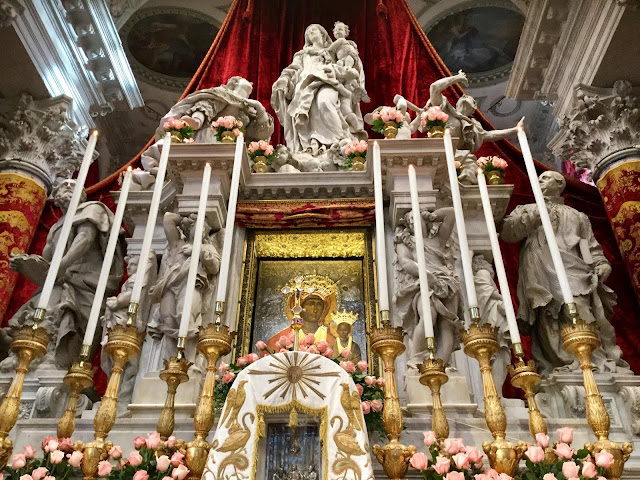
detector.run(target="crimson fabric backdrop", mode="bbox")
[7,0,640,395]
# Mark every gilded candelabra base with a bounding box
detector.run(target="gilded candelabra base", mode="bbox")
[57,360,95,439]
[370,321,416,479]
[157,356,191,441]
[418,358,449,441]
[462,322,526,476]
[186,322,235,480]
[561,312,633,480]
[0,324,50,468]
[508,359,547,438]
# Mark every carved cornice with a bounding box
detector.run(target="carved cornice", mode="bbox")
[548,81,640,175]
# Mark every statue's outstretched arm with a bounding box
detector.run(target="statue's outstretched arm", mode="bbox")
[429,70,468,107]
[482,117,524,143]
[58,223,97,275]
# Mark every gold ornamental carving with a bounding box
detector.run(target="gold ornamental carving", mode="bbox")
[57,360,95,439]
[253,231,367,258]
[508,359,547,437]
[418,357,449,441]
[157,356,191,441]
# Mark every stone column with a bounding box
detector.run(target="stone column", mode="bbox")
[0,94,86,322]
[550,81,640,298]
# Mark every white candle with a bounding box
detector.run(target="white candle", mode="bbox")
[372,141,389,312]
[477,171,521,345]
[517,127,574,305]
[408,165,434,339]
[443,129,478,308]
[38,131,98,310]
[82,167,133,346]
[130,133,172,304]
[215,134,244,305]
[178,163,212,339]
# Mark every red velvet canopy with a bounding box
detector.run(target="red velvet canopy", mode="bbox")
[7,0,640,384]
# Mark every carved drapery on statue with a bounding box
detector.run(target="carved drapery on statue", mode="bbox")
[204,351,374,480]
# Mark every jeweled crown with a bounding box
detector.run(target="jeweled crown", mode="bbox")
[330,309,358,326]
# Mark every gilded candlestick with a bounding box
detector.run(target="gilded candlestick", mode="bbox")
[370,320,416,480]
[418,357,449,441]
[0,320,49,468]
[157,356,191,441]
[508,358,547,437]
[185,318,235,480]
[462,320,526,476]
[561,303,632,480]
[57,348,95,439]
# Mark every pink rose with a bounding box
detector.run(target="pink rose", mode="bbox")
[68,450,83,467]
[248,141,258,153]
[446,472,465,480]
[595,451,614,469]
[497,474,513,480]
[59,437,73,452]
[171,464,189,480]
[340,361,356,374]
[372,111,381,121]
[23,445,36,459]
[377,378,386,388]
[232,128,241,137]
[355,384,363,395]
[340,349,351,359]
[50,450,64,464]
[542,474,557,480]
[316,341,328,353]
[237,356,248,367]
[275,337,286,350]
[562,461,580,479]
[582,461,598,478]
[236,120,243,128]
[557,427,573,444]
[423,431,436,446]
[433,456,451,474]
[299,345,308,352]
[395,111,404,123]
[427,109,437,122]
[304,333,316,346]
[255,341,267,351]
[361,401,371,414]
[222,371,235,384]
[170,451,185,467]
[365,376,376,386]
[357,361,368,372]
[109,445,122,459]
[44,439,58,453]
[553,443,575,459]
[258,140,268,151]
[453,452,470,469]
[525,446,544,463]
[265,145,274,155]
[323,348,334,358]
[307,345,319,354]
[128,450,143,466]
[215,374,220,381]
[166,436,176,448]
[409,452,429,470]
[465,446,483,465]
[44,477,55,480]
[19,476,32,480]
[146,432,161,450]
[163,122,171,130]
[98,460,112,477]
[11,453,27,470]
[31,467,48,480]
[444,438,465,455]
[157,455,171,472]
[217,362,229,373]
[247,353,259,363]
[133,436,146,448]
[163,477,172,480]
[370,399,383,412]
[535,433,549,448]
[475,475,490,480]
[484,468,500,480]
[133,470,149,480]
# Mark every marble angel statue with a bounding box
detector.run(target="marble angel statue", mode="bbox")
[500,171,630,375]
[393,206,464,366]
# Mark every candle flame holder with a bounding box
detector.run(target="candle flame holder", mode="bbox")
[508,358,547,437]
[370,320,416,480]
[185,320,235,480]
[0,321,49,468]
[157,356,191,441]
[418,357,449,441]
[561,304,632,480]
[57,356,95,439]
[462,321,526,476]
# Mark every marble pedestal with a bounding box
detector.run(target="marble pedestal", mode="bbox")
[126,371,203,420]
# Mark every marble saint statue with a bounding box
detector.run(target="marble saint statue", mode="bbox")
[271,22,369,172]
[1,179,125,371]
[472,254,510,392]
[500,171,630,375]
[148,212,222,370]
[393,207,464,366]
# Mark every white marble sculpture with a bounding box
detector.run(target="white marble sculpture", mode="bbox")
[2,179,125,371]
[271,22,369,172]
[393,207,464,366]
[500,171,630,376]
[148,212,222,371]
[472,254,510,392]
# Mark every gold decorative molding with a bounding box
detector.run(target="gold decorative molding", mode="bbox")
[253,231,367,258]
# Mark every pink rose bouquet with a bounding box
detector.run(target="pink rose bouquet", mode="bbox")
[342,140,368,170]
[420,106,449,136]
[3,437,84,480]
[162,117,195,143]
[211,115,244,142]
[477,156,508,175]
[370,106,405,134]
[409,433,485,480]
[247,140,276,170]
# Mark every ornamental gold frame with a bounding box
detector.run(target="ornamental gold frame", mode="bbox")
[234,228,381,373]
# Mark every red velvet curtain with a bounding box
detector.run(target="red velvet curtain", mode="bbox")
[7,0,640,380]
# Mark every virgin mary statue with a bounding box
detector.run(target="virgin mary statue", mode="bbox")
[271,23,367,154]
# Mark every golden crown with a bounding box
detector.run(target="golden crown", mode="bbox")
[330,309,358,326]
[282,274,337,301]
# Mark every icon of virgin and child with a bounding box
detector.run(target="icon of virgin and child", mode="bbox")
[265,274,363,363]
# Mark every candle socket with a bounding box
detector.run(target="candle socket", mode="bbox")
[214,301,225,325]
[379,309,390,326]
[33,307,46,326]
[425,336,436,359]
[57,360,95,439]
[462,322,526,476]
[508,358,547,438]
[157,356,191,441]
[512,342,524,362]
[563,302,579,325]
[469,306,480,323]
[176,336,187,360]
[370,323,416,480]
[127,302,139,326]
[0,325,50,468]
[418,357,449,441]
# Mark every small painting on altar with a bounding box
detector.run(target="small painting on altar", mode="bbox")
[235,229,378,369]
[264,424,321,480]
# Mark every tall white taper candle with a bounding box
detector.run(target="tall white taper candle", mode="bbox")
[408,165,434,339]
[130,133,172,304]
[372,141,390,312]
[477,170,521,345]
[38,131,98,311]
[178,163,212,339]
[215,134,244,305]
[443,129,478,308]
[517,127,574,305]
[82,167,133,346]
